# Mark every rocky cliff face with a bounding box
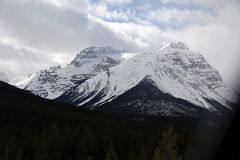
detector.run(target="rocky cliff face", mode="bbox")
[10,46,125,99]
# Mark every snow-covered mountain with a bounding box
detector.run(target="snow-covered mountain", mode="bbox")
[10,46,127,99]
[0,72,9,82]
[58,42,238,116]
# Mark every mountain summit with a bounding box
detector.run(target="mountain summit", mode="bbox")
[69,46,125,70]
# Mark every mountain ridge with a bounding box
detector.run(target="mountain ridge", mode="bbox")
[10,46,128,99]
[8,42,238,117]
[57,42,238,116]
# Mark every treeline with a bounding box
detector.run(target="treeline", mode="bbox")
[0,82,226,160]
[0,109,182,160]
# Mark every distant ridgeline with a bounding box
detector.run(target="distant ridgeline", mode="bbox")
[9,42,238,118]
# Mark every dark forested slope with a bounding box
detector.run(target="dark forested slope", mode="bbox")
[0,81,235,160]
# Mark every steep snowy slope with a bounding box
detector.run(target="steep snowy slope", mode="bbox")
[10,46,127,99]
[10,74,36,89]
[59,42,238,116]
[0,72,9,83]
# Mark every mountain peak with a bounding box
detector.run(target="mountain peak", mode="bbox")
[160,41,189,51]
[70,46,125,67]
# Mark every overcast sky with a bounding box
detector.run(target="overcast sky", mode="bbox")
[0,0,240,87]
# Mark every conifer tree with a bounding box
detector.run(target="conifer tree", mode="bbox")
[15,149,23,160]
[49,122,61,160]
[153,127,181,160]
[105,142,118,160]
[75,137,88,160]
[139,148,148,160]
[153,147,163,160]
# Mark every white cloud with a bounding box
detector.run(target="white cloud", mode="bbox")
[43,0,89,13]
[88,14,169,50]
[148,8,212,27]
[89,3,130,21]
[102,0,132,5]
[160,0,240,16]
[161,0,231,7]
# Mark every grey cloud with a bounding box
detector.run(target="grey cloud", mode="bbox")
[0,43,57,79]
[0,43,49,62]
[0,0,88,53]
[0,0,140,79]
[0,0,139,54]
